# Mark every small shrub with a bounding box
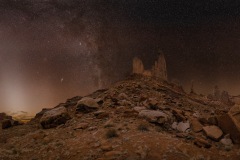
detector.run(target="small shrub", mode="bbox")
[106,129,118,138]
[137,124,149,132]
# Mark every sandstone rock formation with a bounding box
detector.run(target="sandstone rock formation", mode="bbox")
[132,57,144,74]
[132,53,168,80]
[207,86,234,106]
[221,90,234,106]
[190,80,196,94]
[151,53,168,80]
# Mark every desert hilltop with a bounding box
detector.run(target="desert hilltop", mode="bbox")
[0,55,240,160]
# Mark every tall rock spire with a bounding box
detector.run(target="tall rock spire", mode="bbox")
[152,53,168,80]
[132,57,144,74]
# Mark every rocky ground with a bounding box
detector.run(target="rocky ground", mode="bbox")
[1,75,240,160]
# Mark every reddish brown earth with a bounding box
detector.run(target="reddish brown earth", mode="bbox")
[1,75,240,160]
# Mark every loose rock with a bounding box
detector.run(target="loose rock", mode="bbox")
[220,134,233,146]
[190,118,203,133]
[177,121,190,132]
[139,110,169,124]
[76,97,99,113]
[203,125,223,141]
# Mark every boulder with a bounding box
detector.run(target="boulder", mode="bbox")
[217,105,240,144]
[177,121,190,132]
[217,114,240,144]
[203,125,223,141]
[229,104,240,125]
[139,110,169,124]
[190,118,203,132]
[40,106,71,129]
[2,119,12,129]
[76,97,99,113]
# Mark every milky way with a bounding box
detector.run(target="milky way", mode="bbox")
[1,0,240,114]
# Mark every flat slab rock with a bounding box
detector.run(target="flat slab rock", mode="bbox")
[203,125,223,141]
[139,110,169,124]
[40,106,71,129]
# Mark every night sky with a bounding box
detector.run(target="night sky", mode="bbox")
[1,0,240,114]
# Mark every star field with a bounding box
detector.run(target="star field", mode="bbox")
[1,0,240,113]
